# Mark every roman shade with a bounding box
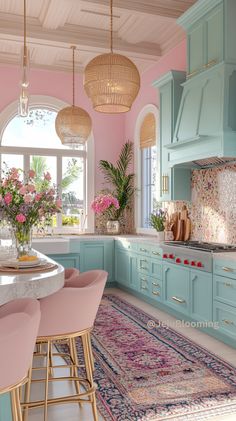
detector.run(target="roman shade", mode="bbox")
[140,113,156,149]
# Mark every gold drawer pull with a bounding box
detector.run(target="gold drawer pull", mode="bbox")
[172,296,186,304]
[141,285,148,291]
[152,290,160,296]
[140,266,148,271]
[203,59,217,68]
[152,282,160,287]
[222,267,234,272]
[140,248,148,252]
[224,282,233,288]
[222,319,234,325]
[140,259,148,263]
[152,251,161,256]
[141,277,147,282]
[186,68,200,78]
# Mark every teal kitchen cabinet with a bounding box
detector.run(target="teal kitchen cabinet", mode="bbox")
[114,241,137,290]
[163,262,190,315]
[213,257,236,344]
[80,240,114,282]
[153,71,191,201]
[190,270,213,322]
[47,253,80,269]
[0,394,11,421]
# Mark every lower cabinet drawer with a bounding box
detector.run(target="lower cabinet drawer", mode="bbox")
[149,277,162,302]
[163,264,190,315]
[138,273,150,297]
[213,275,236,308]
[213,301,236,340]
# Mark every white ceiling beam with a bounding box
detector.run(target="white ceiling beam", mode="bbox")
[83,0,196,19]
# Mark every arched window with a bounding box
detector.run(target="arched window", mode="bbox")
[0,96,94,233]
[134,105,159,232]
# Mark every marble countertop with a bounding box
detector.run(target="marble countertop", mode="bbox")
[0,252,64,306]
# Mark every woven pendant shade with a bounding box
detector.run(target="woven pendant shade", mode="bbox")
[55,46,92,146]
[55,106,92,146]
[84,52,140,113]
[84,0,140,113]
[140,113,156,149]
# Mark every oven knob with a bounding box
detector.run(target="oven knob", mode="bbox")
[169,253,175,259]
[184,259,189,265]
[163,253,168,259]
[196,261,203,268]
[191,261,196,266]
[176,257,181,264]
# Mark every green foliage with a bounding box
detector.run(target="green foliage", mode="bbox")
[149,209,166,232]
[61,159,81,191]
[99,141,135,220]
[62,215,80,226]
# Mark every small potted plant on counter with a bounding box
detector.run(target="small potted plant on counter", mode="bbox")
[149,208,166,242]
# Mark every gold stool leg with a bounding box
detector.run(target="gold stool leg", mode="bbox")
[82,333,98,421]
[44,341,50,421]
[87,333,95,371]
[16,387,23,421]
[23,367,32,421]
[11,389,18,421]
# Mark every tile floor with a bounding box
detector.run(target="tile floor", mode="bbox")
[28,287,236,421]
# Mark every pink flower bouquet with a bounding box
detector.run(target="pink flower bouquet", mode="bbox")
[91,194,120,220]
[0,166,62,255]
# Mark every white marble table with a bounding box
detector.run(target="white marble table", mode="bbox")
[0,252,64,306]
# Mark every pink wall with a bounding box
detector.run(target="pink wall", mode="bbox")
[0,64,125,192]
[125,39,187,141]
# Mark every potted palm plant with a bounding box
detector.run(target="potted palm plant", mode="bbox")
[96,141,135,233]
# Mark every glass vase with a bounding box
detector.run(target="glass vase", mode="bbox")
[106,220,120,235]
[12,226,32,257]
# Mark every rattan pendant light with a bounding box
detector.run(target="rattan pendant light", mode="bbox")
[84,0,140,113]
[55,46,92,146]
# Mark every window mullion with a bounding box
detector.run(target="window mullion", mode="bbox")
[57,156,62,229]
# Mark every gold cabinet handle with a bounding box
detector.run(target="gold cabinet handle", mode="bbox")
[162,174,169,194]
[152,282,160,287]
[203,59,218,69]
[222,267,234,272]
[140,248,148,252]
[141,277,148,282]
[152,290,160,296]
[224,282,233,288]
[186,68,200,78]
[140,259,148,263]
[222,319,234,325]
[152,251,161,256]
[172,296,186,304]
[140,266,148,271]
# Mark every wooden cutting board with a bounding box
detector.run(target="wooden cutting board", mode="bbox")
[184,218,191,241]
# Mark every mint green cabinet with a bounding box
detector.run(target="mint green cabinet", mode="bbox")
[80,240,114,282]
[114,241,137,289]
[47,253,80,269]
[163,262,190,315]
[153,71,191,201]
[190,270,212,322]
[0,394,11,421]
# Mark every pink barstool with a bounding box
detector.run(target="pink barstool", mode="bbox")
[27,270,107,421]
[0,298,41,421]
[64,267,80,286]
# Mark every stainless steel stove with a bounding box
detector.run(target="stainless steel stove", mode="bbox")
[162,241,236,272]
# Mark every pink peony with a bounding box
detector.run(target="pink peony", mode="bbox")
[19,186,27,195]
[44,172,51,181]
[28,170,35,178]
[35,193,42,202]
[27,184,35,193]
[56,198,62,208]
[4,192,12,205]
[23,194,32,204]
[9,168,19,180]
[16,213,26,223]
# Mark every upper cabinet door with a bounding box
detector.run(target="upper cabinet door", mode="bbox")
[206,4,223,68]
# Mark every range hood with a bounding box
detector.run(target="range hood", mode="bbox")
[167,0,236,169]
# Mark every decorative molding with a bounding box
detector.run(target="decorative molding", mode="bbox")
[177,0,222,29]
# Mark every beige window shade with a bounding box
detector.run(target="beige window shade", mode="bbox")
[140,113,156,149]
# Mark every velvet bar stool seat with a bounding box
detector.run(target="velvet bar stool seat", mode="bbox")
[27,270,107,421]
[0,298,41,421]
[64,267,80,286]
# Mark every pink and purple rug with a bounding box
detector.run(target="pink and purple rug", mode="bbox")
[59,294,236,420]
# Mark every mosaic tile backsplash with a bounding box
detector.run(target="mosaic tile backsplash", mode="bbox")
[166,163,236,245]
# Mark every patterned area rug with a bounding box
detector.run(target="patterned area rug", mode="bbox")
[58,294,236,420]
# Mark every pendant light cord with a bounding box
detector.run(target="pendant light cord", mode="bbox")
[71,46,76,107]
[110,0,113,53]
[23,0,27,66]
